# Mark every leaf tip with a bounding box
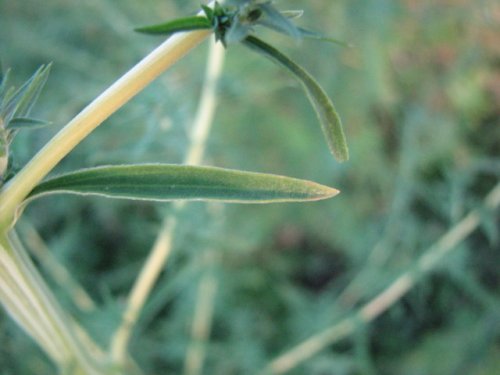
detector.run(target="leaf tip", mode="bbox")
[333,147,349,163]
[323,186,341,200]
[307,182,341,201]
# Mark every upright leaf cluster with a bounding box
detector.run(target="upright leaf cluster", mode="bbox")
[0,64,51,183]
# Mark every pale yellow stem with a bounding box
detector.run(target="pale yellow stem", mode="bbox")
[261,182,500,375]
[0,252,64,362]
[111,215,177,362]
[184,41,226,166]
[0,28,211,229]
[0,234,105,374]
[183,251,219,375]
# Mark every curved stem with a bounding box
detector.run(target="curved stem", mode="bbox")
[0,28,211,229]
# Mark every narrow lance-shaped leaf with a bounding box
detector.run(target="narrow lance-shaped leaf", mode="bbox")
[243,36,349,161]
[280,10,304,20]
[297,27,352,48]
[27,164,339,204]
[201,4,214,21]
[6,117,52,130]
[135,16,212,35]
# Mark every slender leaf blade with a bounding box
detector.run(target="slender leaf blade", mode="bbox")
[243,36,349,161]
[6,117,52,130]
[280,10,304,19]
[225,18,253,44]
[135,16,212,35]
[27,164,339,203]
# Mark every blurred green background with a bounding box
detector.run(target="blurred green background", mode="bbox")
[1,0,499,374]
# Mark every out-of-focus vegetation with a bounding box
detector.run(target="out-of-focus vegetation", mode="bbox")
[0,0,499,374]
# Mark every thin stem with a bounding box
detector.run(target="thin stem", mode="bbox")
[0,254,63,362]
[260,182,500,375]
[0,28,212,229]
[111,215,178,362]
[110,40,226,363]
[184,39,226,166]
[10,232,108,373]
[0,237,71,362]
[18,220,96,312]
[183,251,219,375]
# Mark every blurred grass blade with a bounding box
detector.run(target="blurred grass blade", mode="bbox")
[7,117,51,130]
[243,36,349,161]
[135,16,212,35]
[28,164,339,203]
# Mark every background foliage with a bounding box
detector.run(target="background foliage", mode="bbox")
[1,0,499,374]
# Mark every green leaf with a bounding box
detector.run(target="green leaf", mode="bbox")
[257,3,301,40]
[6,117,52,130]
[280,10,304,20]
[0,64,6,89]
[297,27,352,48]
[1,64,51,122]
[201,5,214,21]
[243,36,349,162]
[27,164,339,203]
[224,0,264,6]
[135,16,212,35]
[0,84,15,109]
[225,19,253,44]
